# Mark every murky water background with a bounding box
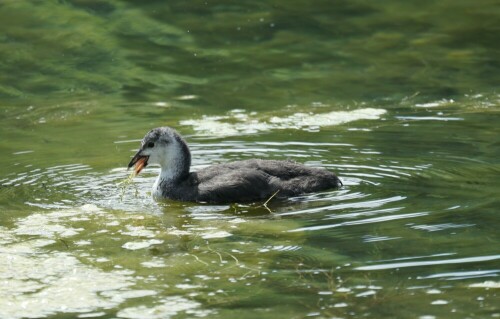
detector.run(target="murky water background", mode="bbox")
[1,1,499,318]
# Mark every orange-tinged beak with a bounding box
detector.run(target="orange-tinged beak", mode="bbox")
[128,150,149,175]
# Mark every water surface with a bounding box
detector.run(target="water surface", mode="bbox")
[0,1,499,318]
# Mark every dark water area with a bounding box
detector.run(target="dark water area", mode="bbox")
[0,1,499,318]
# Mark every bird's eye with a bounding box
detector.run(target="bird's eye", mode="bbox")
[147,142,155,148]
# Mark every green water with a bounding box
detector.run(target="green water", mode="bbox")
[1,1,499,318]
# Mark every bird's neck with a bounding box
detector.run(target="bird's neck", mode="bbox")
[157,138,191,184]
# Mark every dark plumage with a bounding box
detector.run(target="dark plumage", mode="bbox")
[128,127,342,204]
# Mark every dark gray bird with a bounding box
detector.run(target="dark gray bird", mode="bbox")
[128,127,342,204]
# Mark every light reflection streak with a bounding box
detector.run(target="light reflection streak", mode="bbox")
[418,270,499,280]
[279,196,406,217]
[356,255,500,271]
[289,212,426,232]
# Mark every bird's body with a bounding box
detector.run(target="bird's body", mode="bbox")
[153,159,340,203]
[128,127,342,204]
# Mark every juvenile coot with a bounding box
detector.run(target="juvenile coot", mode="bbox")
[128,127,342,204]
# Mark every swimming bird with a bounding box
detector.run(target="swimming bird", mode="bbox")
[128,127,342,204]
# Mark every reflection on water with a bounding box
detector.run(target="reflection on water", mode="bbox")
[356,254,500,271]
[1,116,499,317]
[0,204,210,319]
[1,0,499,317]
[181,107,386,137]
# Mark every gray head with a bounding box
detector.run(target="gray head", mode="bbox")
[128,127,191,180]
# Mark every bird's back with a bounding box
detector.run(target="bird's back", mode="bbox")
[190,159,341,203]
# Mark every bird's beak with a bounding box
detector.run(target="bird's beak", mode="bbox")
[128,148,149,175]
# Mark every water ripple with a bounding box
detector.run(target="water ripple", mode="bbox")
[279,195,406,217]
[418,270,500,281]
[356,255,500,271]
[289,212,426,232]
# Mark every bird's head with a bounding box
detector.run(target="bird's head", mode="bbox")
[128,127,190,176]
